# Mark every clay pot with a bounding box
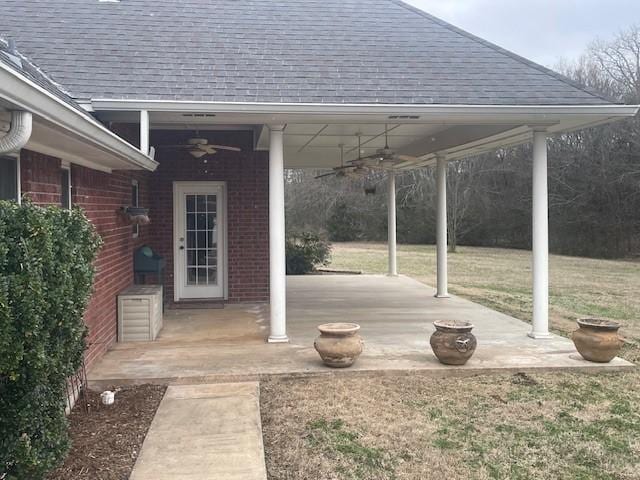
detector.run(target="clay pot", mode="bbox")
[314,323,364,368]
[430,320,477,365]
[572,319,624,363]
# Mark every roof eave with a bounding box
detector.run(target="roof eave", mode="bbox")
[0,63,158,172]
[90,98,638,115]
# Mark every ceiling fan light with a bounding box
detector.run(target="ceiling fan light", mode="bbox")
[189,148,208,159]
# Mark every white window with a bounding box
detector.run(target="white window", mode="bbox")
[61,164,71,209]
[0,155,19,202]
[132,179,139,238]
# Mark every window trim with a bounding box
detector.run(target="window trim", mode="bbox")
[60,162,72,210]
[131,179,139,238]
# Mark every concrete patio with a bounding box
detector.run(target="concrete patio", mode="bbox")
[88,275,632,388]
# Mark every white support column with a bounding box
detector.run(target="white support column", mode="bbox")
[387,171,398,276]
[529,130,552,339]
[139,110,150,155]
[268,125,289,343]
[436,156,449,298]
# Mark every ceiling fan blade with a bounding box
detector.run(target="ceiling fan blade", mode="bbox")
[315,171,337,179]
[208,145,241,152]
[157,144,190,148]
[360,153,385,161]
[395,155,419,162]
[333,165,355,170]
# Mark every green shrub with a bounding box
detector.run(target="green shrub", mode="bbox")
[286,232,331,275]
[0,200,102,479]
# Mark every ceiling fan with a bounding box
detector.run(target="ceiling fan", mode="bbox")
[160,135,241,158]
[315,139,369,180]
[350,125,418,169]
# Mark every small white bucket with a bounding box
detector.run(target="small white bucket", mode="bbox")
[100,390,115,406]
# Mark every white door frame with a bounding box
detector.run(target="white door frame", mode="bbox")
[173,181,228,302]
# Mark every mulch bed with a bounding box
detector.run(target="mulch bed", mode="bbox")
[47,384,166,480]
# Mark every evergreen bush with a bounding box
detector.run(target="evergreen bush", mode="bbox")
[0,200,102,479]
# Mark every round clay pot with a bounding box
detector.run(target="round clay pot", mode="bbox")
[430,320,477,365]
[314,323,364,368]
[572,319,624,363]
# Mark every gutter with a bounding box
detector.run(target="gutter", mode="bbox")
[0,63,158,171]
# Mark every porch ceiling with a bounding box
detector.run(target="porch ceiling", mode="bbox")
[94,104,638,170]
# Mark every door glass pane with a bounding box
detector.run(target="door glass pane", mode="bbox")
[187,268,197,284]
[196,195,206,212]
[186,195,195,212]
[197,213,207,229]
[187,213,196,230]
[197,268,208,285]
[207,267,217,283]
[185,192,218,286]
[197,231,207,249]
[187,231,196,249]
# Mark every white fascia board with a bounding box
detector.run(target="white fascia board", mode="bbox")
[91,98,640,118]
[0,64,158,171]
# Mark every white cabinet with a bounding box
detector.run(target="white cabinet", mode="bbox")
[117,285,163,342]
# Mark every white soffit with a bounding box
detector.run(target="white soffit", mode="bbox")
[91,100,639,169]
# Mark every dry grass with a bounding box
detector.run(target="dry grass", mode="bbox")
[260,243,640,479]
[261,371,640,480]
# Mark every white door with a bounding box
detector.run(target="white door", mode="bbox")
[173,182,225,300]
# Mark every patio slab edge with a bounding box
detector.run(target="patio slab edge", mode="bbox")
[88,360,635,390]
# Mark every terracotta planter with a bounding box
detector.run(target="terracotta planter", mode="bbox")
[572,319,624,363]
[314,323,363,368]
[430,320,477,365]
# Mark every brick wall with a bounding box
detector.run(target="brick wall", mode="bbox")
[19,151,62,204]
[148,139,270,303]
[20,149,152,367]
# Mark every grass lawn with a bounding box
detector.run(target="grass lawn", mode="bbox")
[261,243,640,480]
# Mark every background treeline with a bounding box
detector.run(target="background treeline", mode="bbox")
[285,26,640,259]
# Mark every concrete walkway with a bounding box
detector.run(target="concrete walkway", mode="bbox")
[89,275,632,388]
[129,383,267,480]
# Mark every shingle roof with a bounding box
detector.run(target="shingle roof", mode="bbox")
[0,0,614,105]
[0,38,86,113]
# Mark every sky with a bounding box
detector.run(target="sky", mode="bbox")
[404,0,639,67]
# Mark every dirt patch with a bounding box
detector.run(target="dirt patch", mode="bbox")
[47,384,166,480]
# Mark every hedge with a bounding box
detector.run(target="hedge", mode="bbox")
[0,200,102,479]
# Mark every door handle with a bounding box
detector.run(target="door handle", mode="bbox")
[179,246,185,250]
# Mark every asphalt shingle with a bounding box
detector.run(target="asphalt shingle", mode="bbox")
[0,0,614,105]
[0,38,86,113]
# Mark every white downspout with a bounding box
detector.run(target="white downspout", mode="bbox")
[0,111,33,154]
